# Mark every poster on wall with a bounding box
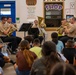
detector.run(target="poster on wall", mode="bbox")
[27,6,36,22]
[26,0,37,22]
[26,0,37,5]
[70,2,75,9]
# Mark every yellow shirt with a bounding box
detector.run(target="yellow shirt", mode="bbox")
[30,46,42,58]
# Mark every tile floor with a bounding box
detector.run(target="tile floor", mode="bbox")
[3,55,16,75]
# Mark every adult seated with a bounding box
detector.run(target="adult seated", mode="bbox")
[59,17,76,46]
[32,20,47,44]
[57,19,70,40]
[0,17,22,54]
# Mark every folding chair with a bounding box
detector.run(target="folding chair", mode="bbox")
[0,38,11,56]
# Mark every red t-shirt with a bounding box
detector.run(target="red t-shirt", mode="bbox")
[16,50,37,71]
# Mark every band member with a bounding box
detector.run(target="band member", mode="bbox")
[60,17,76,46]
[7,17,17,27]
[0,16,22,54]
[32,20,47,44]
[57,19,70,36]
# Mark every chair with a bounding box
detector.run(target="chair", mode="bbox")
[0,38,11,55]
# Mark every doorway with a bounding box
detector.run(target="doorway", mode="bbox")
[0,1,16,36]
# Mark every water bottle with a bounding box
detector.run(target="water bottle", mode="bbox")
[1,44,8,56]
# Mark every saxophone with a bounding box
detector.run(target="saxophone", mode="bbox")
[7,24,17,36]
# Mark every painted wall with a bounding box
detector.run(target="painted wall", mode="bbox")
[64,0,75,18]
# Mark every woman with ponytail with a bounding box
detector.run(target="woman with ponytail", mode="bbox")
[30,41,61,75]
[14,40,37,75]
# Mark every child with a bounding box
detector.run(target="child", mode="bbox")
[14,40,37,75]
[62,39,76,65]
[0,44,14,67]
[30,38,42,58]
[51,32,64,53]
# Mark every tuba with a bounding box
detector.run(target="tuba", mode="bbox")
[38,16,46,28]
[7,24,17,36]
[37,16,46,36]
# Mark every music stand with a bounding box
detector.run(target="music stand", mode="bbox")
[28,28,39,38]
[19,23,32,36]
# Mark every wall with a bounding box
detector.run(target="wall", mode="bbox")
[64,0,76,18]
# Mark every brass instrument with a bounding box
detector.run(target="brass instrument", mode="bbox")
[38,16,44,26]
[57,22,70,36]
[7,24,17,36]
[37,16,46,36]
[38,16,46,28]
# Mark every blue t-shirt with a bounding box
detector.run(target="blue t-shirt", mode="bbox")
[56,40,64,53]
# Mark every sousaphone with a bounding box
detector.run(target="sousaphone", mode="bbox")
[38,16,44,27]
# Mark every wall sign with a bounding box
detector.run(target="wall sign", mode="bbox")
[27,6,36,19]
[70,2,75,9]
[26,0,37,6]
[44,2,63,27]
[45,4,63,11]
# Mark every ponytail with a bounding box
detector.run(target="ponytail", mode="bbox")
[23,50,34,67]
[44,52,60,75]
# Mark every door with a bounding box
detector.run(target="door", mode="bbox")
[0,1,16,36]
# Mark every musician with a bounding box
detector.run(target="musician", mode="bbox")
[7,17,17,28]
[32,20,45,44]
[60,17,76,46]
[57,19,70,36]
[0,16,22,54]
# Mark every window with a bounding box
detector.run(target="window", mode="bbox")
[44,2,63,27]
[0,8,11,15]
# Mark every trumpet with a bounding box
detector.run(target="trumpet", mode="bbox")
[7,24,17,36]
